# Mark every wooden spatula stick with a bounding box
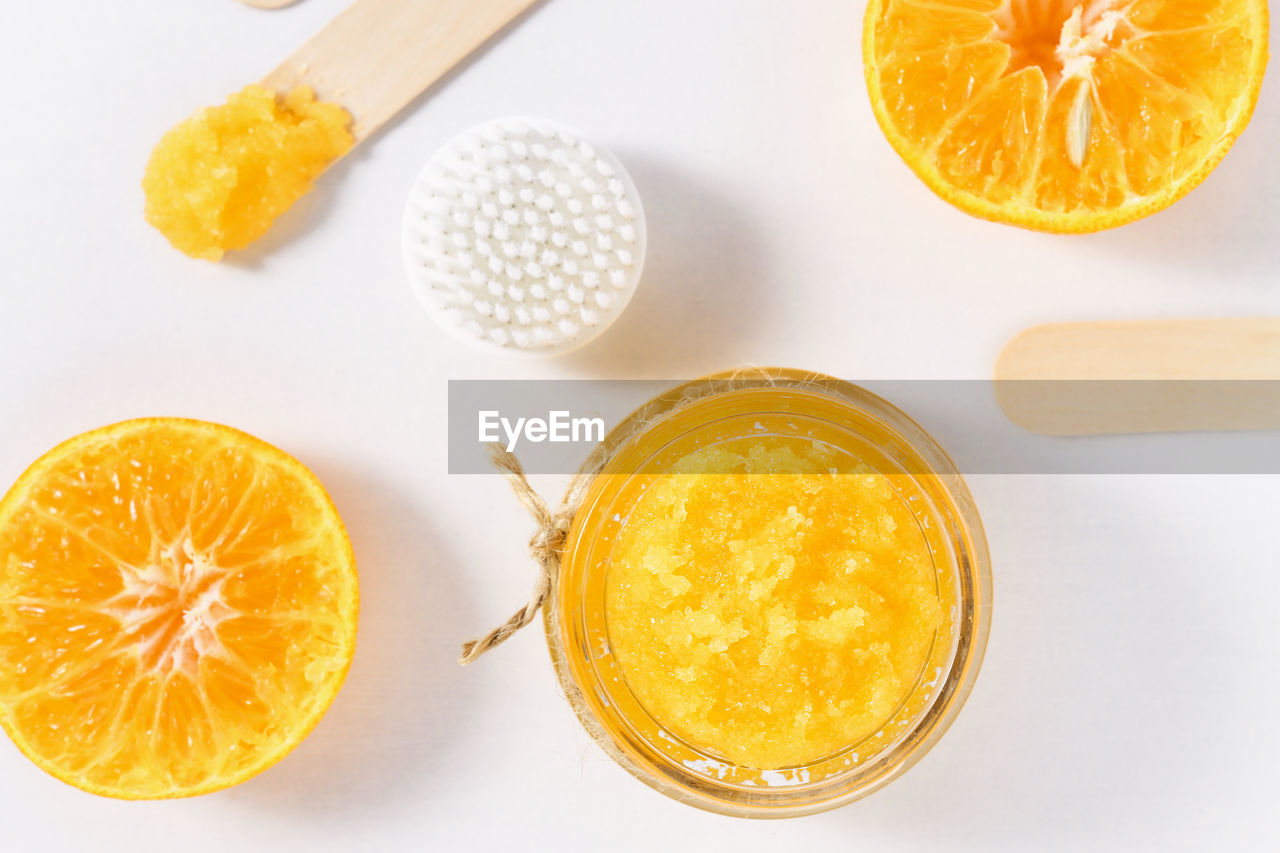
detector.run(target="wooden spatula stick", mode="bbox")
[995,319,1280,435]
[262,0,542,145]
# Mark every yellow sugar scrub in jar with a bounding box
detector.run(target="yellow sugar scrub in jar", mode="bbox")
[540,369,992,817]
[143,85,353,261]
[605,437,943,771]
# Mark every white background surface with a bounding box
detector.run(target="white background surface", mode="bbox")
[1,1,1278,850]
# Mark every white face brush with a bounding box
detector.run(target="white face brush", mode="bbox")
[402,118,647,356]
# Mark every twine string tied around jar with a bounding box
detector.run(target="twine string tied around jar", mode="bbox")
[458,444,576,664]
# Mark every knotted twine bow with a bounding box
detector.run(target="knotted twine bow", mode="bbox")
[458,445,577,664]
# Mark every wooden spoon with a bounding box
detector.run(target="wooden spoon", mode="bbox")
[994,319,1280,435]
[261,0,542,146]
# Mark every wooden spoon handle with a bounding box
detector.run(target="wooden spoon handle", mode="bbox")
[997,318,1280,381]
[995,319,1280,435]
[262,0,541,145]
[240,0,303,9]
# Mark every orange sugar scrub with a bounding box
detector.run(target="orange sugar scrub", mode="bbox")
[604,436,943,770]
[143,85,353,261]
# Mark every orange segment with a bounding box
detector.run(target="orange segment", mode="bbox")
[0,419,358,799]
[864,0,1269,230]
[935,67,1049,204]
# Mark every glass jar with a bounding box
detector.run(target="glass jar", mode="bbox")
[545,368,992,818]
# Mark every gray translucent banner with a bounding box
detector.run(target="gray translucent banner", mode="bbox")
[448,380,1280,475]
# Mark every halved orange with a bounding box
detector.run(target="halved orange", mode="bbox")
[0,419,358,799]
[864,0,1269,231]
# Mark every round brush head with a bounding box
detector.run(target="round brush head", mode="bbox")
[402,118,647,357]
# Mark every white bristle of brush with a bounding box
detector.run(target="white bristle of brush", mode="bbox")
[403,118,647,357]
